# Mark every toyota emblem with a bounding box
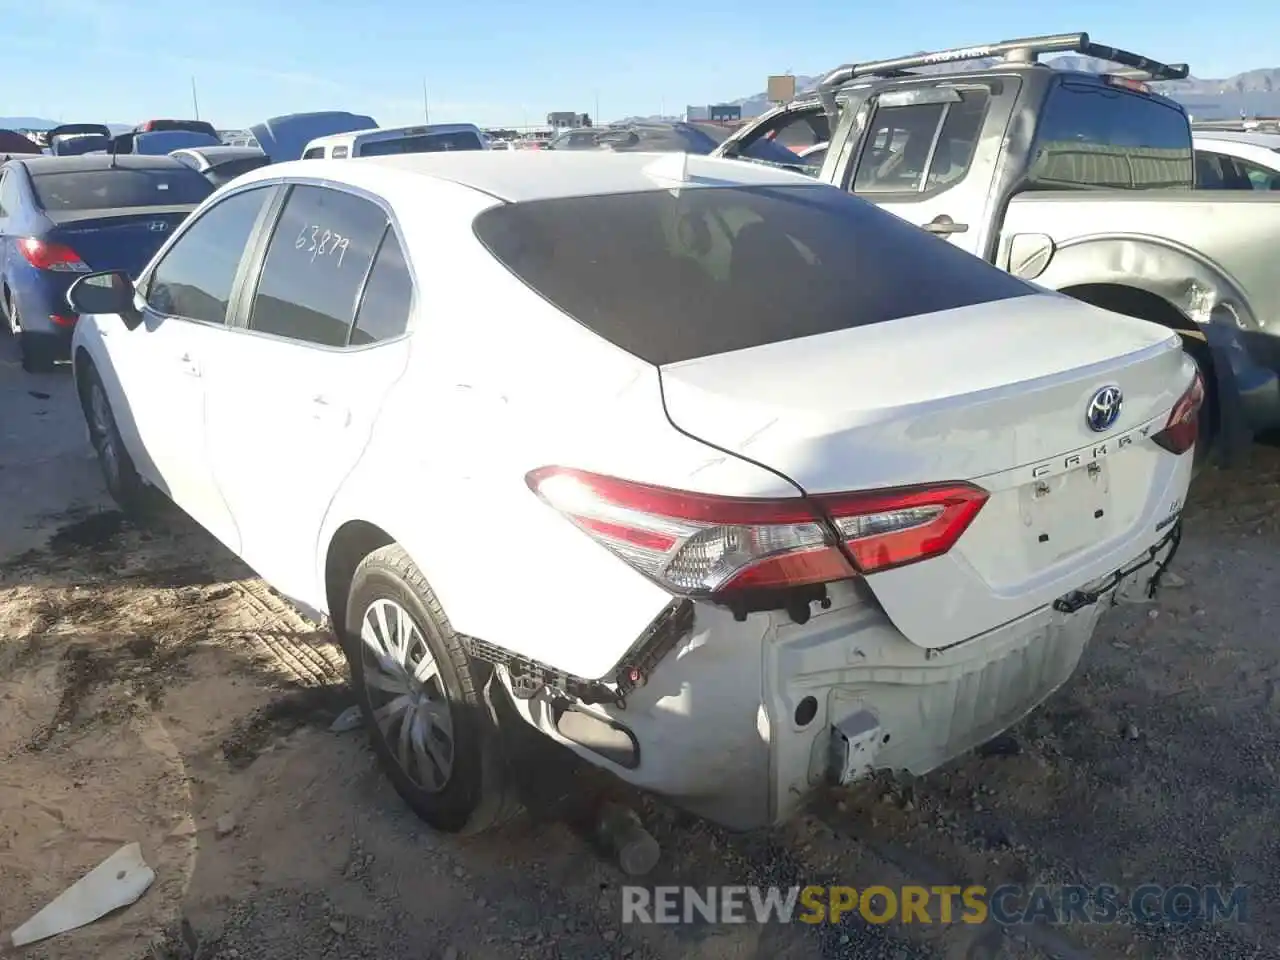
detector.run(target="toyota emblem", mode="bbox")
[1085,385,1123,433]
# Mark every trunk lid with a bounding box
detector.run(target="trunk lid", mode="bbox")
[659,292,1193,647]
[46,207,194,277]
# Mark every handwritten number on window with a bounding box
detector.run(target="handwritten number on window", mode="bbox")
[293,223,350,267]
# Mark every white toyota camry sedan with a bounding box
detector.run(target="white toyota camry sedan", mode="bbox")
[68,150,1199,835]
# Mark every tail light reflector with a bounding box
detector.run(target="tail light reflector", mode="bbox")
[18,238,89,273]
[1151,371,1205,456]
[526,467,988,598]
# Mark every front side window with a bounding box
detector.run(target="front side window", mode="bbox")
[248,185,388,346]
[146,186,272,324]
[740,110,830,175]
[1028,82,1193,189]
[474,184,1035,366]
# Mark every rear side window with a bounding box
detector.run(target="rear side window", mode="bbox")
[248,185,387,346]
[359,131,484,156]
[332,146,349,159]
[1029,82,1193,189]
[31,168,214,211]
[853,88,990,195]
[302,147,325,159]
[352,230,412,345]
[474,184,1036,366]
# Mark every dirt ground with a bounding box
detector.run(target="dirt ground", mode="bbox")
[2,340,1279,960]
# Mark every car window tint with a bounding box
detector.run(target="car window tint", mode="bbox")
[146,185,272,323]
[474,184,1035,366]
[351,230,412,345]
[359,131,484,156]
[852,103,946,194]
[248,185,387,346]
[1029,82,1193,189]
[31,167,214,210]
[924,89,990,188]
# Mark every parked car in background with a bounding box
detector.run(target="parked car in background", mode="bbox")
[47,124,113,157]
[68,151,1197,836]
[0,154,213,370]
[1192,130,1280,190]
[110,130,223,156]
[0,129,43,160]
[249,112,378,162]
[171,145,271,188]
[301,123,488,159]
[715,32,1280,467]
[134,119,219,139]
[544,122,724,155]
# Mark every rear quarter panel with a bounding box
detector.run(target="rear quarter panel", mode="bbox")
[315,181,800,679]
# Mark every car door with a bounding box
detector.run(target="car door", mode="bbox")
[841,84,998,257]
[121,183,279,554]
[203,182,413,602]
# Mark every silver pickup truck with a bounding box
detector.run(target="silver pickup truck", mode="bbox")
[713,32,1280,462]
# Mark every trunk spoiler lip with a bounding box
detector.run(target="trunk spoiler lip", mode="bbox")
[43,203,200,227]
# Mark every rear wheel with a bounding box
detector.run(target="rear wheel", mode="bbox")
[15,304,57,372]
[342,544,516,835]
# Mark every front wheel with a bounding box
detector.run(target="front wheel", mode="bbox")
[343,544,516,835]
[80,363,151,515]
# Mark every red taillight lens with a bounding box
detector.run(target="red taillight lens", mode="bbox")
[1151,371,1206,456]
[18,238,89,273]
[526,467,988,598]
[50,314,77,327]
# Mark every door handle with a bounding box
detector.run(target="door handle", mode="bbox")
[178,352,201,377]
[310,395,350,427]
[922,215,969,236]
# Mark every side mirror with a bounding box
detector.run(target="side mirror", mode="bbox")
[67,270,144,331]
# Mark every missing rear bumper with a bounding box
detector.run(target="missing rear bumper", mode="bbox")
[1052,519,1182,614]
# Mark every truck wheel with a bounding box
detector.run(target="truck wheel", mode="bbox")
[342,544,517,835]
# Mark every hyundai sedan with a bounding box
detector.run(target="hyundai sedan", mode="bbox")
[68,151,1198,834]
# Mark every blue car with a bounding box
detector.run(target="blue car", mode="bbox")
[0,153,214,371]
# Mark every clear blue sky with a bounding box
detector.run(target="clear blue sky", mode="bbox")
[0,0,1268,129]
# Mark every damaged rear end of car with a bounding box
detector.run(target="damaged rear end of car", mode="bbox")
[471,174,1199,830]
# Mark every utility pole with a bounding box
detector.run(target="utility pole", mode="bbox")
[422,79,430,123]
[190,77,201,120]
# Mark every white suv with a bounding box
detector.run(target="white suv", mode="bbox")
[68,152,1197,834]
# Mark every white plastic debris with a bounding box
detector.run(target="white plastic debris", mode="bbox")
[329,705,364,733]
[10,842,155,947]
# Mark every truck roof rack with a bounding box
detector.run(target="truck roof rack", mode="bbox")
[818,32,1190,90]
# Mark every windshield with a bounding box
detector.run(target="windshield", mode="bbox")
[131,131,222,155]
[32,167,215,211]
[473,184,1034,365]
[359,131,484,156]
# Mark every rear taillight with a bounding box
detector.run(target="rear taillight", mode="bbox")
[1151,371,1205,456]
[18,238,89,273]
[50,314,77,327]
[526,467,988,598]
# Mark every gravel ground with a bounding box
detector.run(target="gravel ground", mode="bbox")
[1,334,1278,960]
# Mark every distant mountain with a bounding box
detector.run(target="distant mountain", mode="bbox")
[0,117,137,135]
[716,57,1280,121]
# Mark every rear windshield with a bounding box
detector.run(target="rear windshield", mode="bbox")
[360,131,484,156]
[1029,82,1194,190]
[32,168,215,211]
[473,184,1036,365]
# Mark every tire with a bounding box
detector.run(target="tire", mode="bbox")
[80,362,152,516]
[19,323,57,373]
[342,544,516,835]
